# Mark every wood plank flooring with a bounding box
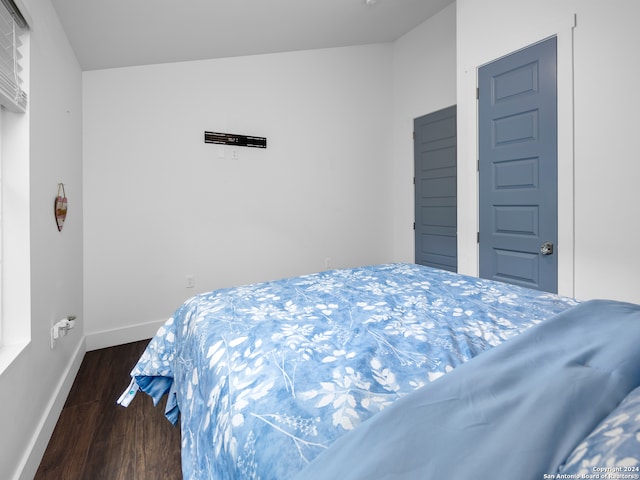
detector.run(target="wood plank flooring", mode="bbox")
[35,340,182,480]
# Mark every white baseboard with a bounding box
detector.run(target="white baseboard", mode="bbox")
[15,321,165,479]
[85,319,165,351]
[16,338,86,480]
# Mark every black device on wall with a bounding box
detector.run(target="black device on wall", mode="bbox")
[204,131,267,148]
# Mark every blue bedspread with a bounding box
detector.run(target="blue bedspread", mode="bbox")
[126,263,577,479]
[295,300,640,480]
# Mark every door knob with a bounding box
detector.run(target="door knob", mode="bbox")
[540,242,554,255]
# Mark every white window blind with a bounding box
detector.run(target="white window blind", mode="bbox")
[0,0,27,111]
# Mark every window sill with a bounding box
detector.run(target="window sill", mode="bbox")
[0,341,29,375]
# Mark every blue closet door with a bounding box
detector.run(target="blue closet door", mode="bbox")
[414,105,457,272]
[478,37,558,292]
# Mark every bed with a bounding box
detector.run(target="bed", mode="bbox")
[119,263,640,479]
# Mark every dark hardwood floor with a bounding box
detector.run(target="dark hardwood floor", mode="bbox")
[35,340,182,480]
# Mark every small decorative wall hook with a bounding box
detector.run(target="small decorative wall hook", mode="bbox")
[54,183,68,232]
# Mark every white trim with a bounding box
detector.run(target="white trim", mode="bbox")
[13,338,85,480]
[1,96,31,374]
[85,319,165,351]
[0,341,27,373]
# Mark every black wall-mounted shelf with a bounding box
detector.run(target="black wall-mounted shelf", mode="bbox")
[204,131,267,148]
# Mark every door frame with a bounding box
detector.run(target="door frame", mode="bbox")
[456,14,576,298]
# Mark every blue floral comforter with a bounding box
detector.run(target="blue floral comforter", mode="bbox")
[126,263,578,479]
[294,300,640,480]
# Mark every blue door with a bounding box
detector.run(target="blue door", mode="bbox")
[414,105,457,272]
[478,37,557,292]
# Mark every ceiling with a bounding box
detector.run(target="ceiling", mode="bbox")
[50,0,455,71]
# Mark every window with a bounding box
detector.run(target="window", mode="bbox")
[0,0,28,369]
[0,0,28,113]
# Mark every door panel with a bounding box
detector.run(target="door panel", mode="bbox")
[414,106,457,272]
[478,37,557,292]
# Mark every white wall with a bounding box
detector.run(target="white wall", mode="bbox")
[0,0,84,478]
[571,1,640,303]
[80,0,640,373]
[5,1,639,476]
[457,0,640,304]
[391,3,457,262]
[83,44,395,348]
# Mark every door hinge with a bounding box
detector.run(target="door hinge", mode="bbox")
[476,87,479,99]
[477,159,480,171]
[477,232,480,243]
[413,222,416,230]
[413,176,415,185]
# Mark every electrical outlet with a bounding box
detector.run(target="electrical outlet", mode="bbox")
[186,274,195,288]
[324,257,332,269]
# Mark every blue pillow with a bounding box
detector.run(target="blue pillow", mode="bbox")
[557,386,640,475]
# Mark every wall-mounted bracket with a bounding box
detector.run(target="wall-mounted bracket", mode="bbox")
[50,315,77,349]
[204,131,267,148]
